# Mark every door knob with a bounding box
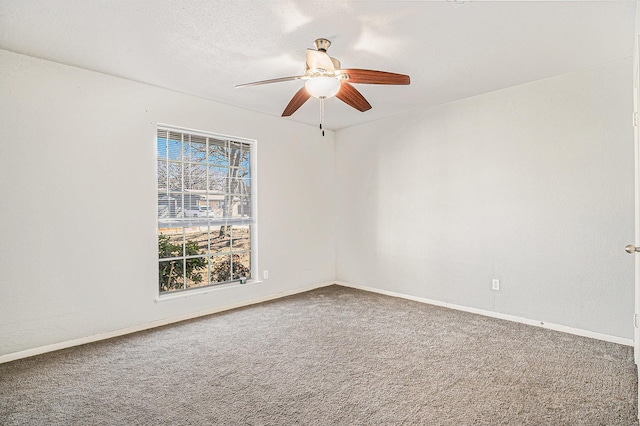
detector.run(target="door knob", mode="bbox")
[625,244,640,254]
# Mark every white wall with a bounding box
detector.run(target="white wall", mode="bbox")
[0,49,335,358]
[0,48,634,360]
[335,58,635,340]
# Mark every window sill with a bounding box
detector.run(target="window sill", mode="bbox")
[155,279,263,303]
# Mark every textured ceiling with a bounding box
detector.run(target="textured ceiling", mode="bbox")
[0,1,636,130]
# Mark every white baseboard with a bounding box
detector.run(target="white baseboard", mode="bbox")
[335,281,634,347]
[0,281,334,364]
[3,280,630,364]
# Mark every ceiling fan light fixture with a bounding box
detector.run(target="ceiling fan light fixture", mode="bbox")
[305,77,341,99]
[236,38,410,119]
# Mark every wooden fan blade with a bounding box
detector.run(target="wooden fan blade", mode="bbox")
[282,86,311,117]
[235,75,305,88]
[340,69,410,85]
[336,82,372,112]
[306,49,335,72]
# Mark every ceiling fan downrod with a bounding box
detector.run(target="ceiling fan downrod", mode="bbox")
[314,38,331,52]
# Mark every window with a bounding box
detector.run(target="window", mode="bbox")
[157,125,254,294]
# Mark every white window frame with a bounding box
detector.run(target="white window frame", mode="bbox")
[156,124,257,297]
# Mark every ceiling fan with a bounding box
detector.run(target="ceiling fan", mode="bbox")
[235,38,411,120]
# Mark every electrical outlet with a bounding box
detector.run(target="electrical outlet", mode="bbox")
[492,279,500,291]
[263,270,269,280]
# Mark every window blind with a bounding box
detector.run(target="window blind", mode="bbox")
[157,126,254,228]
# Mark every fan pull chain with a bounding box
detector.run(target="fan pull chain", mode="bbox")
[319,100,324,136]
[319,98,325,137]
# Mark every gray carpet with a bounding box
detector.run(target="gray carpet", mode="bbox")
[0,285,637,425]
